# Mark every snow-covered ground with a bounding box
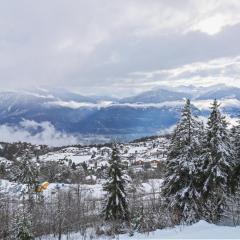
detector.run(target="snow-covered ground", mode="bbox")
[40,220,240,239]
[0,178,163,200]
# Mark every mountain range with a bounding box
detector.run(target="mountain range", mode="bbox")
[0,84,239,143]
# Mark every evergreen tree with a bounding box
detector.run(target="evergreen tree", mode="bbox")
[201,100,233,223]
[11,206,34,240]
[13,156,39,209]
[162,99,203,224]
[230,119,240,190]
[16,217,33,240]
[103,143,130,222]
[224,119,240,225]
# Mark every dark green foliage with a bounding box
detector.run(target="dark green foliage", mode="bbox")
[17,219,33,240]
[201,100,233,223]
[162,99,203,224]
[229,119,240,193]
[12,208,34,240]
[13,157,39,190]
[103,143,130,222]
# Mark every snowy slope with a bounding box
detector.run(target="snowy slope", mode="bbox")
[0,178,163,201]
[40,220,240,239]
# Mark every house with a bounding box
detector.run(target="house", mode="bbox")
[122,160,129,168]
[85,175,97,184]
[151,160,160,168]
[134,160,145,166]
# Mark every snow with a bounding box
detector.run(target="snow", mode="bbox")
[37,136,169,170]
[122,220,240,239]
[0,178,105,199]
[127,146,146,154]
[86,175,97,181]
[44,182,104,199]
[40,220,240,239]
[39,151,92,164]
[0,156,11,165]
[0,178,164,200]
[0,179,27,195]
[141,179,163,194]
[192,99,240,111]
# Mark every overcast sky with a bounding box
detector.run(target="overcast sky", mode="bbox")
[1,0,240,96]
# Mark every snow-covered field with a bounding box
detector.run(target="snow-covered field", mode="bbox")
[0,178,164,200]
[40,220,240,239]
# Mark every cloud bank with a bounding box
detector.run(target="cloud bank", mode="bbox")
[0,1,240,96]
[125,56,240,92]
[0,120,78,146]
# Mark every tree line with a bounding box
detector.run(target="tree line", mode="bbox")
[162,99,240,225]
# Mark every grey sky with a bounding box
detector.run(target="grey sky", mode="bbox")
[0,0,240,96]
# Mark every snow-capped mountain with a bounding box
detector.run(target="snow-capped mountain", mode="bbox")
[0,85,239,144]
[196,86,240,100]
[120,88,191,103]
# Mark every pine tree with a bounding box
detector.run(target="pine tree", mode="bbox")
[201,99,233,223]
[11,205,34,240]
[162,99,203,224]
[16,217,33,240]
[103,143,130,222]
[231,119,240,190]
[224,120,240,225]
[13,156,39,210]
[15,157,39,187]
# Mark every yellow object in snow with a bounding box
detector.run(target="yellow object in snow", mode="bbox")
[41,181,49,190]
[36,182,49,192]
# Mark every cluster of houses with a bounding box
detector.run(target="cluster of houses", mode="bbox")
[40,137,169,175]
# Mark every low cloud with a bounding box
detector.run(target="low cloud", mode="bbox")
[0,119,78,146]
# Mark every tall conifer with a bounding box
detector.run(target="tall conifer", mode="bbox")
[201,100,233,223]
[162,99,202,224]
[103,143,129,222]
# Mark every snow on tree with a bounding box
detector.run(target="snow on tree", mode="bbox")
[230,119,240,191]
[15,158,39,187]
[201,99,233,223]
[162,99,203,224]
[103,143,130,222]
[223,119,240,225]
[15,215,33,240]
[12,155,40,209]
[10,203,34,240]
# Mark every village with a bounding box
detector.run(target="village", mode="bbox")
[38,136,169,182]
